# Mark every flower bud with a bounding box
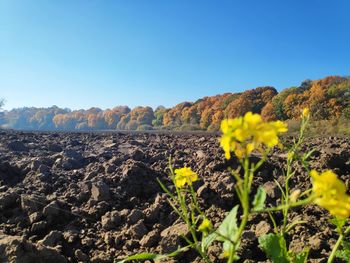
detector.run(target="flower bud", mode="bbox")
[290,189,301,203]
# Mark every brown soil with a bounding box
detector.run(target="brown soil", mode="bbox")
[0,130,349,262]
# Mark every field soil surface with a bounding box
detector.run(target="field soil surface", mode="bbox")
[0,130,350,262]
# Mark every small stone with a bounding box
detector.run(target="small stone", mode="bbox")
[263,181,277,198]
[309,235,323,250]
[255,221,271,237]
[91,182,110,201]
[196,150,206,159]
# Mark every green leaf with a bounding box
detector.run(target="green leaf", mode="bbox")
[117,245,190,263]
[335,241,350,263]
[216,205,239,242]
[215,205,240,259]
[252,187,266,211]
[292,249,309,263]
[302,149,316,161]
[202,232,218,251]
[259,233,290,263]
[117,253,160,263]
[330,217,346,234]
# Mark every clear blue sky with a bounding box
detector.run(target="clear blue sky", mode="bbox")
[0,0,349,111]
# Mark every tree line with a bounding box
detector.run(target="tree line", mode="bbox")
[1,75,349,131]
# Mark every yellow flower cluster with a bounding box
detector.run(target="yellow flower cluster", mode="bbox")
[220,112,288,159]
[302,108,310,118]
[311,170,350,218]
[174,167,198,188]
[198,218,212,235]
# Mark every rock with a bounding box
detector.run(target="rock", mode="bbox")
[31,220,48,233]
[241,230,255,240]
[38,164,51,174]
[103,232,113,246]
[62,158,83,170]
[39,230,63,247]
[43,201,61,217]
[81,237,94,247]
[75,249,89,262]
[254,221,271,237]
[129,220,148,239]
[48,144,62,152]
[160,223,188,253]
[196,183,211,200]
[104,164,116,174]
[63,230,78,243]
[84,171,97,181]
[29,212,42,224]
[263,181,278,199]
[7,141,28,152]
[196,150,206,159]
[144,202,161,223]
[120,160,157,197]
[21,194,46,213]
[0,234,66,263]
[160,222,188,238]
[140,229,160,247]
[101,211,121,230]
[0,191,18,209]
[91,182,110,201]
[160,234,182,254]
[127,209,143,224]
[31,160,42,171]
[62,149,83,160]
[90,252,112,263]
[309,235,323,251]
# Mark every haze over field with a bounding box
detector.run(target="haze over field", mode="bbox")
[0,75,349,132]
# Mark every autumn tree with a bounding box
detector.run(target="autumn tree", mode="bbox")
[116,106,154,130]
[163,102,192,126]
[152,106,167,127]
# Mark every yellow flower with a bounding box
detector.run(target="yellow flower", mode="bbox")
[220,112,288,159]
[198,218,212,234]
[302,108,310,118]
[311,170,350,218]
[287,151,295,162]
[174,167,198,188]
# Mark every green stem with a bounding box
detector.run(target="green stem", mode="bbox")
[328,225,350,263]
[328,234,343,263]
[255,197,312,213]
[228,158,251,263]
